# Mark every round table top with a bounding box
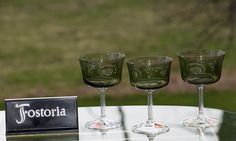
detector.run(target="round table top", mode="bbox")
[1,105,236,141]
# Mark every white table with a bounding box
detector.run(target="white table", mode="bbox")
[1,106,235,141]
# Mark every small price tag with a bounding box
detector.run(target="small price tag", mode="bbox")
[5,96,78,134]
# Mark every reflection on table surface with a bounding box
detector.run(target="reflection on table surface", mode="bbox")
[1,106,236,141]
[6,133,79,141]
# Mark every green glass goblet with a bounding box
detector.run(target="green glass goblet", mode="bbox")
[178,49,225,128]
[126,56,172,135]
[79,52,125,131]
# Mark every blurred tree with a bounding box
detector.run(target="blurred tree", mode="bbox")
[153,0,236,50]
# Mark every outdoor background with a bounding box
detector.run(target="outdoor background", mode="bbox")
[0,0,236,111]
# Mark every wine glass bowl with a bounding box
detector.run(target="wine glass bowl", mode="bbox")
[127,57,172,90]
[126,56,172,135]
[178,49,225,128]
[80,52,124,88]
[178,49,225,85]
[79,52,125,130]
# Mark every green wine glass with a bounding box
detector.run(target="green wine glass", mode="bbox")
[126,56,172,135]
[178,49,225,128]
[79,52,125,130]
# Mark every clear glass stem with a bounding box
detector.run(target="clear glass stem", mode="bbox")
[147,90,154,126]
[197,85,205,122]
[100,88,106,119]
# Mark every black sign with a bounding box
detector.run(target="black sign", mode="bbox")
[5,96,78,134]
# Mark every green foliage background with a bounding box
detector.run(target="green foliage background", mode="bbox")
[0,0,235,111]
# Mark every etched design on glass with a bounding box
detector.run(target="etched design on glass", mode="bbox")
[99,65,116,77]
[132,66,142,80]
[209,60,217,71]
[145,67,152,77]
[159,66,167,76]
[87,64,96,75]
[187,63,206,75]
[134,66,166,79]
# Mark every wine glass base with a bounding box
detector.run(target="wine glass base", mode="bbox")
[183,117,219,128]
[85,118,120,131]
[132,121,169,136]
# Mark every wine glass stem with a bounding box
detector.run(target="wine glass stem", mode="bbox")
[100,88,106,119]
[147,90,154,125]
[198,85,205,121]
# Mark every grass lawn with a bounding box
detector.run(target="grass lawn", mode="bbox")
[78,90,236,112]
